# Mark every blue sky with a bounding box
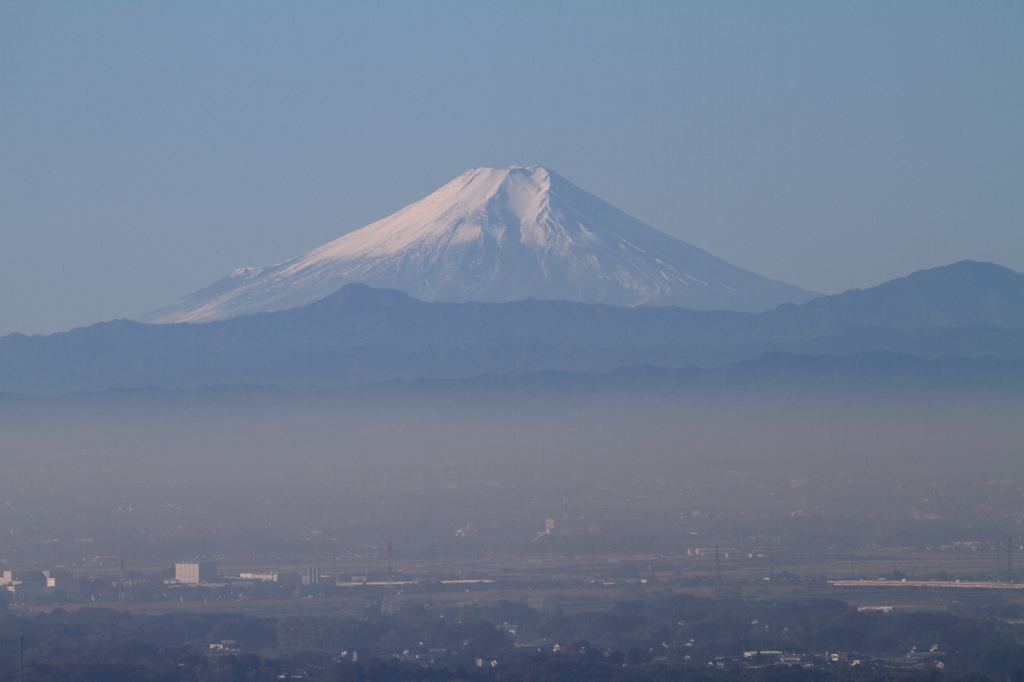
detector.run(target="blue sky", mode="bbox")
[1,1,1022,335]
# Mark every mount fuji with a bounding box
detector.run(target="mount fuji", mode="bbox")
[142,166,818,323]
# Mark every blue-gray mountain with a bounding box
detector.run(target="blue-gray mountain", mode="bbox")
[3,352,1021,409]
[1,261,1021,395]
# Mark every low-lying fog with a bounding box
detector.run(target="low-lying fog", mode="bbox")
[0,389,1020,566]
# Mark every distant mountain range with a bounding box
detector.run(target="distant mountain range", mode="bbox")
[141,166,818,322]
[2,260,1021,395]
[2,352,1022,410]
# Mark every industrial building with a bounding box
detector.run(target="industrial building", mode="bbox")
[175,562,218,585]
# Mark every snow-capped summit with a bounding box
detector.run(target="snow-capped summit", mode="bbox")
[142,166,818,323]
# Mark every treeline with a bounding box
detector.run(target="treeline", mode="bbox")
[3,648,1024,682]
[0,595,1022,681]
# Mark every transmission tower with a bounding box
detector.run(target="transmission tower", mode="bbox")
[381,542,396,615]
[713,544,722,598]
[1009,535,1015,582]
[118,556,126,603]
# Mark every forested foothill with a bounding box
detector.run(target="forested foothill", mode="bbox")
[2,595,1023,682]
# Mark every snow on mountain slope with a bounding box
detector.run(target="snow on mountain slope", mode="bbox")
[142,166,818,323]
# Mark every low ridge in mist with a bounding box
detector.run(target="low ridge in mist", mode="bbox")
[2,260,1020,395]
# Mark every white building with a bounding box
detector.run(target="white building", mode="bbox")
[44,570,79,594]
[238,571,301,584]
[2,569,79,597]
[175,562,217,585]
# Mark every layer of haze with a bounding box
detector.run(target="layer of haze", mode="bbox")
[2,1,1023,336]
[2,390,1020,562]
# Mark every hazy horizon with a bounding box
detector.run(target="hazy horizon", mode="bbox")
[2,2,1023,335]
[3,7,1024,681]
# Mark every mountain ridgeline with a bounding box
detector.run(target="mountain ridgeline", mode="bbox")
[141,166,818,322]
[1,261,1022,396]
